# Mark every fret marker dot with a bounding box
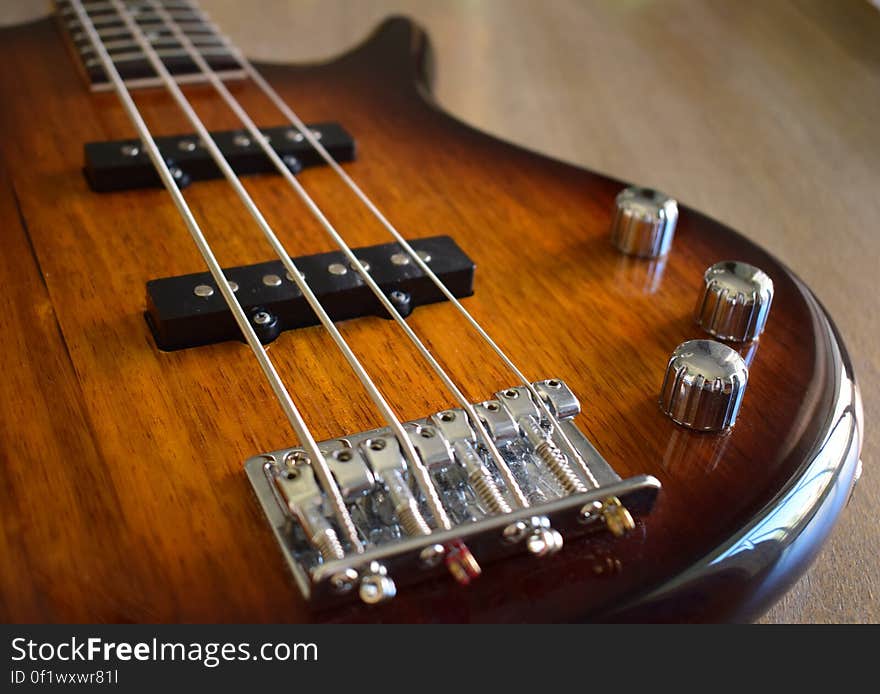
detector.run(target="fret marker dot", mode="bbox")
[262,274,282,287]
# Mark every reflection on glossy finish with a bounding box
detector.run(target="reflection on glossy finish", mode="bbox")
[660,426,733,475]
[613,253,668,294]
[736,338,761,367]
[602,284,861,622]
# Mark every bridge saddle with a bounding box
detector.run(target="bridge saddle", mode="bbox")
[245,380,660,606]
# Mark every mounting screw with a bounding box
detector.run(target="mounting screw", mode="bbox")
[282,154,303,174]
[388,290,412,318]
[419,543,446,568]
[526,528,564,557]
[579,501,604,524]
[249,307,281,344]
[163,157,190,189]
[359,563,396,605]
[329,568,358,594]
[368,438,386,451]
[503,520,529,544]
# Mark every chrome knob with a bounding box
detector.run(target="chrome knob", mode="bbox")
[610,187,678,258]
[660,339,748,432]
[696,261,774,341]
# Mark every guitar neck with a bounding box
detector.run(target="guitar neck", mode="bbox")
[55,0,245,90]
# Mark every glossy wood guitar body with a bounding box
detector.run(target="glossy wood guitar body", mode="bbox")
[0,16,862,622]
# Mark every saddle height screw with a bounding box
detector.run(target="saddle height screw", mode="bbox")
[453,440,511,515]
[385,469,432,536]
[519,416,587,495]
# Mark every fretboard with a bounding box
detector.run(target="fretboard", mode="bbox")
[55,0,245,91]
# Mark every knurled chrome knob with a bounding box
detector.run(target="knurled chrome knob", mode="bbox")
[659,339,748,432]
[696,261,774,341]
[610,187,678,258]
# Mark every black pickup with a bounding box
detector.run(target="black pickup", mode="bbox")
[83,122,355,192]
[145,236,475,351]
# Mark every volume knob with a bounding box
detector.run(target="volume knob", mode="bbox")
[659,339,748,432]
[696,261,774,341]
[610,187,678,258]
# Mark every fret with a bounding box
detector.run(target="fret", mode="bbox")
[78,35,226,54]
[90,69,247,92]
[67,18,207,33]
[55,0,244,91]
[72,25,216,43]
[59,0,193,14]
[83,47,235,69]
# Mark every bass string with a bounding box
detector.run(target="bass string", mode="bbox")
[67,0,367,550]
[189,0,601,488]
[147,0,531,509]
[99,0,456,532]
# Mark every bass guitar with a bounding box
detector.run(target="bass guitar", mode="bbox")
[0,0,863,622]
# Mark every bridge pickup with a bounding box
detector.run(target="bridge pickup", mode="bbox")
[145,235,474,351]
[83,122,355,192]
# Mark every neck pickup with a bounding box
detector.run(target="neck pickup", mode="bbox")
[83,122,356,192]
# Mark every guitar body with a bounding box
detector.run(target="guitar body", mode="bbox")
[0,16,862,623]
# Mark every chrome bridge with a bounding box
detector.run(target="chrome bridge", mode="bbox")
[245,380,660,606]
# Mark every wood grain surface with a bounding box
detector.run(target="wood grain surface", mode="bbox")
[191,0,880,626]
[0,0,876,623]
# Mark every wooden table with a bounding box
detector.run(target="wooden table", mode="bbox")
[5,0,877,623]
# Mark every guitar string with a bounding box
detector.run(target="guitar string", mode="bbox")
[188,0,600,488]
[100,0,456,532]
[147,0,530,509]
[67,0,364,552]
